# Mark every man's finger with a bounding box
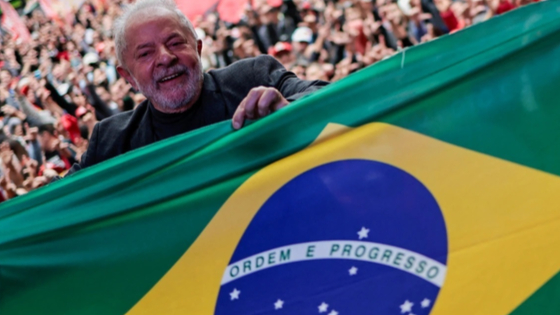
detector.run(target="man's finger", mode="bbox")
[244,88,265,119]
[232,106,246,130]
[232,87,287,130]
[232,91,251,129]
[379,34,386,47]
[256,89,280,117]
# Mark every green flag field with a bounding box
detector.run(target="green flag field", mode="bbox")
[1,1,560,314]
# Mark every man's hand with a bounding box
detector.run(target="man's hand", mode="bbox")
[1,105,27,121]
[1,105,17,116]
[23,123,38,142]
[232,87,289,130]
[0,142,14,166]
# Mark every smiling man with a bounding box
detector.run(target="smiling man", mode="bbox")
[64,0,327,176]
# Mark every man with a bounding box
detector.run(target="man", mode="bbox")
[65,0,327,176]
[268,42,295,70]
[291,26,314,66]
[38,124,75,174]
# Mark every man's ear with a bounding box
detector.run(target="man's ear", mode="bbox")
[116,66,138,91]
[197,39,203,57]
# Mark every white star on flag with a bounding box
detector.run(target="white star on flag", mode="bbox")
[328,310,339,315]
[400,300,413,313]
[421,298,431,308]
[357,227,369,239]
[229,288,240,300]
[274,299,284,310]
[348,266,358,275]
[318,302,329,313]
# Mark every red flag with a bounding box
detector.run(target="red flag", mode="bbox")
[216,0,248,23]
[38,0,84,26]
[0,0,31,41]
[175,0,217,23]
[38,0,65,25]
[38,0,56,18]
[175,0,248,24]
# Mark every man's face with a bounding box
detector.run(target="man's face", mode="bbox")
[39,131,53,151]
[306,64,327,81]
[117,9,203,112]
[0,70,12,87]
[96,86,111,103]
[290,65,306,80]
[72,93,87,107]
[293,41,308,54]
[276,51,294,68]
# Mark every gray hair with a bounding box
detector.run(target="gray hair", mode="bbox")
[113,0,197,68]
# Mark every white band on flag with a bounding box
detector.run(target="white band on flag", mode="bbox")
[221,240,447,287]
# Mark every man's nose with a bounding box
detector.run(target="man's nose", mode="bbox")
[156,45,177,67]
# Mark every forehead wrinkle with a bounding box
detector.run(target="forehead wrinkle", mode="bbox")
[133,31,186,53]
[136,42,155,51]
[165,32,183,41]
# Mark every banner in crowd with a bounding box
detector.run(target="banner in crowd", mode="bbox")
[1,2,560,314]
[38,0,85,25]
[0,0,30,41]
[176,0,247,23]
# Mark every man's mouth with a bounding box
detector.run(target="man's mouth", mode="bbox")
[158,71,185,83]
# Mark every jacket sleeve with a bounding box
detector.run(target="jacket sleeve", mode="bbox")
[85,84,115,120]
[16,95,57,126]
[250,55,329,102]
[44,80,78,116]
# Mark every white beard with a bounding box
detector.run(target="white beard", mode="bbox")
[135,62,203,112]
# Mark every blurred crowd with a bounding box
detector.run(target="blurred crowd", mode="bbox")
[0,0,537,200]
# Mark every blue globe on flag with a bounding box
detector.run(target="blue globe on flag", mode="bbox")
[215,160,448,314]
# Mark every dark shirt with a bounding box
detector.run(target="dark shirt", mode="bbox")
[64,55,328,177]
[149,103,200,141]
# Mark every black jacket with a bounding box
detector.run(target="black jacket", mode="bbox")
[66,55,327,176]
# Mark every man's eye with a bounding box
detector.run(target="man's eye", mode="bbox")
[171,42,182,46]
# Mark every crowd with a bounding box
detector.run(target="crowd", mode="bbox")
[0,0,537,200]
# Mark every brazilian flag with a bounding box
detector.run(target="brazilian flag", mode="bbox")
[1,2,560,314]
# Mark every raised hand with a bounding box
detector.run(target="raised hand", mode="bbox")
[232,87,289,130]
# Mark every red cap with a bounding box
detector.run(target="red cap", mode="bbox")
[95,42,106,54]
[60,114,82,144]
[268,42,292,56]
[20,85,29,95]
